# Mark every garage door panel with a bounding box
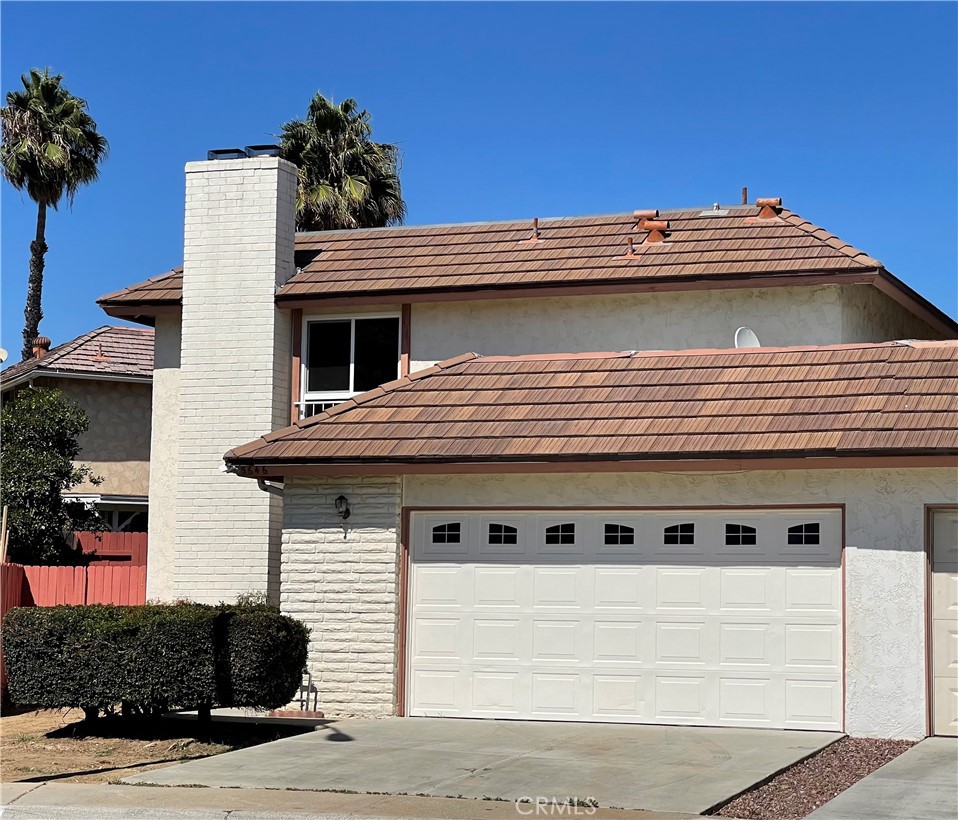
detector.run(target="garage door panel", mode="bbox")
[414,566,462,608]
[655,567,708,610]
[532,620,581,662]
[719,677,773,726]
[409,509,843,730]
[784,624,841,671]
[719,623,772,667]
[474,566,521,608]
[785,569,840,614]
[720,568,776,612]
[593,567,644,609]
[593,621,645,664]
[784,679,842,729]
[533,567,581,608]
[594,675,646,719]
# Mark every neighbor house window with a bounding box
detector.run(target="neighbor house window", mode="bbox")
[432,523,461,544]
[788,523,820,545]
[604,524,635,545]
[300,315,400,418]
[545,523,576,545]
[488,523,518,545]
[664,523,694,545]
[725,524,757,546]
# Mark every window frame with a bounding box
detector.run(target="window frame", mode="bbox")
[299,311,402,415]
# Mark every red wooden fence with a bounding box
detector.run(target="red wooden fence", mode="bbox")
[1,564,26,693]
[15,564,146,606]
[74,531,147,566]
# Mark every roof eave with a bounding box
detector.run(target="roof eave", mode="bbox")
[225,450,958,479]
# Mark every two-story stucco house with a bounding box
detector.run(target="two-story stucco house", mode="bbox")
[99,153,958,741]
[0,325,154,532]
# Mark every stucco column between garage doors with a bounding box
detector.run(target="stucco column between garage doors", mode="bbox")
[279,467,958,738]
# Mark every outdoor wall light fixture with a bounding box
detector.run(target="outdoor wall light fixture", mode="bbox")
[334,495,351,520]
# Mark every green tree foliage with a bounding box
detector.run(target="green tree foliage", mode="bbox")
[280,93,404,232]
[1,387,103,564]
[0,68,108,360]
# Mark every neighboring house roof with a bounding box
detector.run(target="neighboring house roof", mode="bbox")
[225,340,958,473]
[97,202,958,334]
[0,326,154,390]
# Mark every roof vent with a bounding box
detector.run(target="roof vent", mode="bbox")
[633,209,659,231]
[641,219,669,244]
[699,202,729,217]
[32,336,51,360]
[207,148,247,161]
[756,197,783,219]
[524,217,541,243]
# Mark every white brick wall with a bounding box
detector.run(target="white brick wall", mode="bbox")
[282,476,403,717]
[173,157,297,603]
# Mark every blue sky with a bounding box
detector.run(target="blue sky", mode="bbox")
[2,2,956,357]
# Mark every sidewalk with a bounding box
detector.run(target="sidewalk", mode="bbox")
[0,782,703,820]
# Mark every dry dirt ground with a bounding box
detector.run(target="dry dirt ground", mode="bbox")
[0,708,311,784]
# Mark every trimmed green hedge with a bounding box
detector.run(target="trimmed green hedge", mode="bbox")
[2,602,309,714]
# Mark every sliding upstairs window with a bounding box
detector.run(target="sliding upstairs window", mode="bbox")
[299,315,400,418]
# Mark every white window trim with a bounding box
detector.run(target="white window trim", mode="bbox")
[299,311,402,416]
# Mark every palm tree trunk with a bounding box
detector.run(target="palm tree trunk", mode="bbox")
[21,201,47,361]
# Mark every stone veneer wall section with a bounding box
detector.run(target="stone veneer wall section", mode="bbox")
[173,157,296,604]
[282,476,403,717]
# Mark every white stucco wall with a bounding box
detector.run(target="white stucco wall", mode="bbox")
[838,284,941,343]
[146,315,181,600]
[281,467,957,737]
[409,286,844,370]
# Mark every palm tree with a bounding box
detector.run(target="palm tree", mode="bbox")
[279,93,404,232]
[1,69,108,360]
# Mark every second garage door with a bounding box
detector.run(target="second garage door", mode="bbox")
[408,509,843,730]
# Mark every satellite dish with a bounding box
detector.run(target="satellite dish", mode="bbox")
[734,327,761,348]
[0,348,7,363]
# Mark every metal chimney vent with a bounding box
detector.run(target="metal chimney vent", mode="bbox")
[207,148,247,161]
[244,144,281,158]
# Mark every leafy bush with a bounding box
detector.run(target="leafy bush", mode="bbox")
[2,602,309,715]
[0,387,104,564]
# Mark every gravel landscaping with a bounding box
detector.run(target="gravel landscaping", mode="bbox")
[711,736,916,820]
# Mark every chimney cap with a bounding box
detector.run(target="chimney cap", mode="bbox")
[633,209,659,220]
[244,144,282,158]
[207,148,247,161]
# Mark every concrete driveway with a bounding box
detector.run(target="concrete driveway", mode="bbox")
[124,718,840,814]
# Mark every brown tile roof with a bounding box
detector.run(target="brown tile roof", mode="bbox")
[225,340,958,471]
[0,326,154,387]
[98,202,889,310]
[98,267,183,309]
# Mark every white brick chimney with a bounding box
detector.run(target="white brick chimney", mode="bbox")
[172,155,296,603]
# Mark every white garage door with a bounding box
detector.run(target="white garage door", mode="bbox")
[408,509,843,730]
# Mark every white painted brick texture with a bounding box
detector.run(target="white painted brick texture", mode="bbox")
[174,157,296,603]
[282,477,402,717]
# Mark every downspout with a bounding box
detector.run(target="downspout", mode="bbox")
[257,479,284,497]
